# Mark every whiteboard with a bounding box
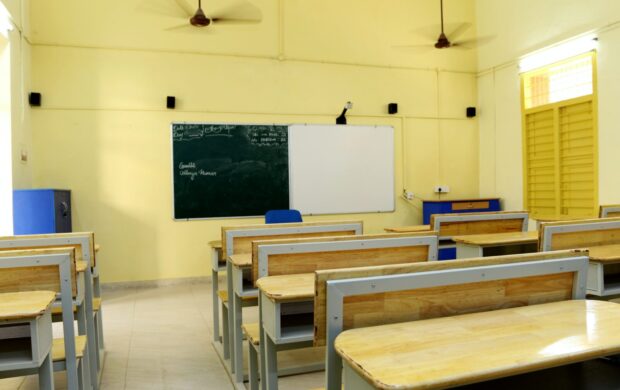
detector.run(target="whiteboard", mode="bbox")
[288,124,394,215]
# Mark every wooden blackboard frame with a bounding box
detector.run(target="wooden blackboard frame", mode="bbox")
[170,122,290,221]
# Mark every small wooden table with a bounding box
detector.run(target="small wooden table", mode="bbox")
[454,231,539,259]
[384,225,431,233]
[585,244,620,296]
[335,300,620,390]
[0,291,56,389]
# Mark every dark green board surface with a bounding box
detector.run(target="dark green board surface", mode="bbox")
[172,123,289,219]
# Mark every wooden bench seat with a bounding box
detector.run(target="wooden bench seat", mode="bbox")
[51,297,102,315]
[242,323,260,346]
[51,336,87,361]
[217,290,258,303]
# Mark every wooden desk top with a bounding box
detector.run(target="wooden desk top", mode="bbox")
[384,225,431,233]
[335,300,620,390]
[229,253,252,268]
[76,261,87,273]
[0,291,56,321]
[588,244,620,263]
[452,231,538,246]
[256,273,314,302]
[208,240,222,249]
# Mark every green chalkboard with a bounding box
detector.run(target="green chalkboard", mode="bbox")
[172,123,289,219]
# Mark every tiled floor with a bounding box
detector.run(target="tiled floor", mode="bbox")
[0,279,325,390]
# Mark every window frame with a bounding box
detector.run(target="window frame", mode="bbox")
[520,51,599,219]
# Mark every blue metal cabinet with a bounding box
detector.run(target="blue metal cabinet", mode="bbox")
[423,198,501,261]
[13,189,72,235]
[422,198,501,224]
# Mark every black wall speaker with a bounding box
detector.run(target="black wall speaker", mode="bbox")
[466,107,476,118]
[29,92,41,107]
[167,96,176,109]
[388,103,398,115]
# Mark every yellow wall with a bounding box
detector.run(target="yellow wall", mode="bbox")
[27,0,479,283]
[1,0,33,189]
[476,0,620,211]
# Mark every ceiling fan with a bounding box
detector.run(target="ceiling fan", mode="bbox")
[395,0,492,51]
[163,0,262,31]
[434,0,454,48]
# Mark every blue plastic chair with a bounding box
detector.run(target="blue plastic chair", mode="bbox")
[265,209,303,224]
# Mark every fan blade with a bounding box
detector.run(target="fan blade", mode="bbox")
[211,17,261,25]
[448,43,473,50]
[210,1,262,24]
[137,1,188,19]
[447,22,472,41]
[452,35,496,48]
[164,23,209,32]
[173,0,195,17]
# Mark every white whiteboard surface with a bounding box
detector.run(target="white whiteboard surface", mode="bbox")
[288,124,394,215]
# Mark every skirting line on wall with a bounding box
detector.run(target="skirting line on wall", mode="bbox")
[101,276,210,291]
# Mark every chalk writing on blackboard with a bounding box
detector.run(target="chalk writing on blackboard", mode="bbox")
[172,123,289,219]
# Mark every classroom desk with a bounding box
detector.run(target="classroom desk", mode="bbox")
[335,300,620,390]
[586,244,620,296]
[384,225,431,233]
[257,273,318,390]
[454,231,539,259]
[0,291,56,389]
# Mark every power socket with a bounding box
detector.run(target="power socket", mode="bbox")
[403,190,414,200]
[434,185,450,194]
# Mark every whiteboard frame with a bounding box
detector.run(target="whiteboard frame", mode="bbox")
[287,124,395,215]
[170,122,291,221]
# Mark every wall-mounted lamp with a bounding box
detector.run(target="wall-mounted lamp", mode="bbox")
[519,34,598,73]
[336,101,353,125]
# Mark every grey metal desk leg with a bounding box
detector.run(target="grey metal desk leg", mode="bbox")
[226,261,235,372]
[38,352,55,390]
[78,341,91,390]
[264,334,279,390]
[233,293,244,383]
[222,302,230,359]
[93,270,105,353]
[259,293,267,390]
[325,336,342,390]
[95,309,104,371]
[84,267,99,390]
[248,344,259,390]
[212,267,220,343]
